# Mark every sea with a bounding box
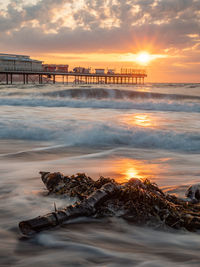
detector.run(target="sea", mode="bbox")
[1,82,200,266]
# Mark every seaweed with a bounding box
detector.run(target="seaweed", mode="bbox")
[19,172,200,235]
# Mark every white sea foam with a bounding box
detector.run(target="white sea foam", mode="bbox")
[0,119,200,152]
[1,85,200,152]
[1,86,200,113]
[0,97,200,113]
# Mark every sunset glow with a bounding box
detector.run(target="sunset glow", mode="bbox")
[136,52,151,65]
[0,0,199,82]
[113,159,158,182]
[124,168,142,180]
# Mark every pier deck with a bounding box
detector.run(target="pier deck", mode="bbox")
[0,70,147,85]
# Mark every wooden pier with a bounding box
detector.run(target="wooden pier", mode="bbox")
[0,69,147,85]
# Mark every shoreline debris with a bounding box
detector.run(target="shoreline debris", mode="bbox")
[19,172,200,235]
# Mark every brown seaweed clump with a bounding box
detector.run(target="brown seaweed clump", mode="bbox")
[40,171,115,199]
[19,172,200,235]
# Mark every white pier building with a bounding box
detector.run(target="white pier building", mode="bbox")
[0,53,43,71]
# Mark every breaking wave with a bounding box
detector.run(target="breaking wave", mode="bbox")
[1,87,200,100]
[42,88,200,100]
[1,86,200,112]
[0,97,200,113]
[1,121,200,152]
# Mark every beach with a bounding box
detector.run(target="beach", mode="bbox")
[1,83,200,266]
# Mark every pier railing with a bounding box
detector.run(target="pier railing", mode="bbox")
[0,69,147,85]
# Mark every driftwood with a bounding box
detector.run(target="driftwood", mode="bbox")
[19,172,200,235]
[19,182,119,235]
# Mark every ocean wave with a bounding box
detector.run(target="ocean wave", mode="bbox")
[43,88,200,101]
[0,97,200,113]
[1,121,200,152]
[1,87,200,100]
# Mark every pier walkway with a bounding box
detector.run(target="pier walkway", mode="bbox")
[0,70,147,85]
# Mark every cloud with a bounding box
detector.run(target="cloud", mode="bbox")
[0,0,199,56]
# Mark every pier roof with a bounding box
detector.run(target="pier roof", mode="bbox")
[0,53,42,63]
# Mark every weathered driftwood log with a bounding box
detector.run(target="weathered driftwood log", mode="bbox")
[19,172,200,235]
[19,182,120,235]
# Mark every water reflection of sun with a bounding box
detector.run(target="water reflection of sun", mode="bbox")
[115,159,146,182]
[121,114,156,128]
[134,114,153,127]
[123,167,142,180]
[113,158,162,183]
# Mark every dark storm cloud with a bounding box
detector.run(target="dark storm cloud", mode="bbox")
[0,0,200,53]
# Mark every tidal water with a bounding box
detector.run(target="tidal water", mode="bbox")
[1,83,200,266]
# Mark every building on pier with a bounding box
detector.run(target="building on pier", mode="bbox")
[56,65,69,72]
[43,64,57,72]
[43,64,69,72]
[73,67,90,74]
[107,69,115,74]
[0,53,43,71]
[95,69,105,74]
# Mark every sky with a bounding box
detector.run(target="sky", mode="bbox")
[0,0,200,82]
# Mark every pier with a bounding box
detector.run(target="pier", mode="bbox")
[0,69,147,85]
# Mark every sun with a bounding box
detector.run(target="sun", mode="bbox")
[136,52,151,65]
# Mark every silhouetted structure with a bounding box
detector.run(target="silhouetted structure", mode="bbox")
[0,54,147,85]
